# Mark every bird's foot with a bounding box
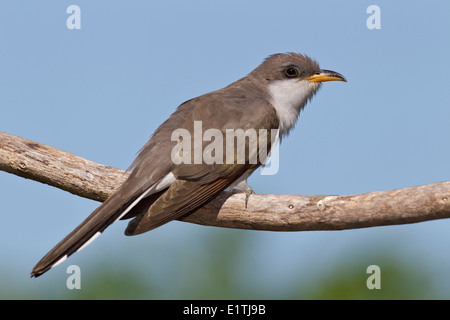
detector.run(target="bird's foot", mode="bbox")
[228,180,255,209]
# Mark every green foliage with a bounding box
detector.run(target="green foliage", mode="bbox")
[0,228,444,300]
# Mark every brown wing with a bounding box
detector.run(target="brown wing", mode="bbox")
[125,95,279,235]
[125,164,255,235]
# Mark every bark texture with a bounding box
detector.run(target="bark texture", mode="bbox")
[1,131,449,231]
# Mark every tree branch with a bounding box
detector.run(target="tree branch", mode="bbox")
[1,131,449,231]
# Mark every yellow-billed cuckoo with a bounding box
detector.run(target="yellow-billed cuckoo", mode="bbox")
[31,53,346,277]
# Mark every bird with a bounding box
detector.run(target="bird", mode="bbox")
[31,52,346,277]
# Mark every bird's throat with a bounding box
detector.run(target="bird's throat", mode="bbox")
[268,79,321,136]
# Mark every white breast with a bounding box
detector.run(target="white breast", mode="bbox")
[268,79,321,136]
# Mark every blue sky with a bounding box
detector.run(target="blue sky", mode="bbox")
[0,1,449,298]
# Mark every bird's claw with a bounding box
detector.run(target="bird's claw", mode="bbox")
[229,180,255,209]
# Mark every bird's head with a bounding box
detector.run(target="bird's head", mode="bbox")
[251,52,346,136]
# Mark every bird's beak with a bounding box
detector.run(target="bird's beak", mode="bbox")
[306,70,347,83]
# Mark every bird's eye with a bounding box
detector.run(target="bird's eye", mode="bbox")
[284,67,299,78]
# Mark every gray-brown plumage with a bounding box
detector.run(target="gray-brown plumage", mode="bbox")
[31,53,345,277]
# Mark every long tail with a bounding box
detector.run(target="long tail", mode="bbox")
[30,181,155,277]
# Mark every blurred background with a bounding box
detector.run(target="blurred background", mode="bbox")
[0,1,449,299]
